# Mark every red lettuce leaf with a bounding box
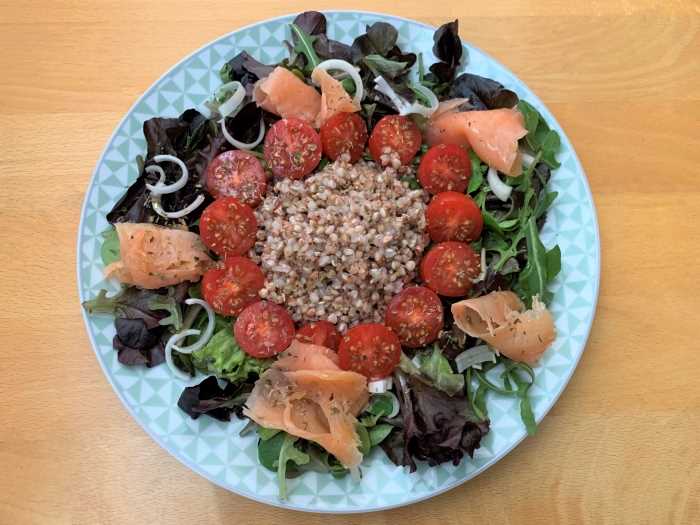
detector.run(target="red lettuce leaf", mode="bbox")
[429,20,463,83]
[178,376,252,422]
[449,73,519,110]
[383,373,489,471]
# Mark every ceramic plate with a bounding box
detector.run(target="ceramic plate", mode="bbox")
[77,11,600,513]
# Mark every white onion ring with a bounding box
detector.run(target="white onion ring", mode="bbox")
[373,75,438,117]
[175,299,215,354]
[521,152,536,167]
[407,83,439,117]
[151,194,205,219]
[165,328,201,381]
[217,81,246,118]
[145,154,189,195]
[220,116,265,150]
[367,377,393,394]
[487,167,512,202]
[313,59,364,106]
[471,248,487,284]
[374,76,410,114]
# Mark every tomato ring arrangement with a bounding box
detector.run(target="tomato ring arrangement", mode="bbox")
[84,11,564,498]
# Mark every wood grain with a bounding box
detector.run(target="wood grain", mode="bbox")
[1,1,699,523]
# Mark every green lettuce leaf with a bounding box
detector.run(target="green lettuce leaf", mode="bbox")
[191,327,271,383]
[399,347,465,396]
[100,227,120,266]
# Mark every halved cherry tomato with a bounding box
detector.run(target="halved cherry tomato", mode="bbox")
[205,150,267,207]
[296,320,342,350]
[264,117,322,179]
[202,257,265,316]
[420,241,481,297]
[418,143,471,194]
[426,191,484,243]
[320,112,368,163]
[368,115,422,166]
[234,301,295,358]
[338,323,401,379]
[199,197,257,257]
[385,286,444,348]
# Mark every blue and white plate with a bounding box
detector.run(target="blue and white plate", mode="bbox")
[77,11,600,513]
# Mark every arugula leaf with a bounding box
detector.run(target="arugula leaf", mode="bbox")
[289,23,321,73]
[517,100,561,169]
[362,54,409,79]
[100,228,120,266]
[468,357,537,435]
[516,218,561,305]
[468,150,487,194]
[277,435,310,500]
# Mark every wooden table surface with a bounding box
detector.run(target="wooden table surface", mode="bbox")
[1,0,699,523]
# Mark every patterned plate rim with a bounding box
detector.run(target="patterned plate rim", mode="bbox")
[76,10,601,514]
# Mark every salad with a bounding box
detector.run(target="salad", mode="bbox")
[83,11,563,499]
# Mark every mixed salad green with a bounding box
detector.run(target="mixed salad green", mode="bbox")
[83,10,562,498]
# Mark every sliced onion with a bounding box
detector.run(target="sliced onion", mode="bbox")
[521,152,536,167]
[374,76,411,114]
[152,193,205,219]
[368,377,393,394]
[471,248,487,284]
[145,154,189,195]
[487,167,512,202]
[407,83,439,117]
[175,299,215,354]
[145,165,165,180]
[220,116,265,150]
[455,344,497,373]
[373,76,438,117]
[165,328,201,381]
[217,81,246,118]
[313,59,364,106]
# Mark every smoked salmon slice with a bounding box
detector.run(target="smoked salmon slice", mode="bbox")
[254,66,321,124]
[311,68,360,127]
[244,340,369,469]
[451,291,556,364]
[426,105,527,176]
[104,223,212,289]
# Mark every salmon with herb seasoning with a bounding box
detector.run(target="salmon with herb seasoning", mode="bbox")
[104,223,212,289]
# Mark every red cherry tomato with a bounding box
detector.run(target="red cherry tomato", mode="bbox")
[234,301,295,358]
[338,323,401,379]
[264,117,322,179]
[205,150,267,207]
[202,257,265,316]
[320,112,368,163]
[368,115,422,166]
[385,286,444,348]
[420,241,481,297]
[426,191,484,243]
[418,143,472,194]
[296,320,342,351]
[199,197,257,257]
